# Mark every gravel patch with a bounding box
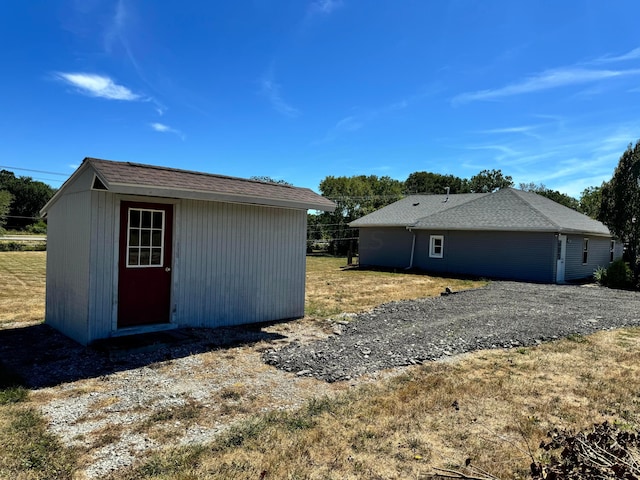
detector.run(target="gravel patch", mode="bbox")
[264,282,640,382]
[0,321,345,478]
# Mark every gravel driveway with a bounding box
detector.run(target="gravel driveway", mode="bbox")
[264,281,640,382]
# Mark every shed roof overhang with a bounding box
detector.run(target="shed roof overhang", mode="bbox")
[41,158,336,215]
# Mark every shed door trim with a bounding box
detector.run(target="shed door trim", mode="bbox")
[117,201,173,328]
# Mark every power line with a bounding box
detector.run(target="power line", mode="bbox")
[308,236,360,242]
[0,166,68,176]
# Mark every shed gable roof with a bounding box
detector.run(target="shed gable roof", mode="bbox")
[351,188,611,236]
[42,158,335,213]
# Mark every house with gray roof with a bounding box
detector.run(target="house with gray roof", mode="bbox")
[41,157,335,345]
[350,188,621,283]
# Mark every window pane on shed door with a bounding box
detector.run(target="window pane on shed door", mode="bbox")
[141,210,152,228]
[141,230,151,246]
[140,248,151,265]
[153,211,163,229]
[129,229,140,247]
[129,209,140,228]
[152,230,162,247]
[128,248,139,266]
[151,248,162,265]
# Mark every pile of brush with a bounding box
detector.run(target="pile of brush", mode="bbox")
[531,421,640,479]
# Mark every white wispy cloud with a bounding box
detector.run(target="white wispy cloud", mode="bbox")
[150,122,184,139]
[460,121,640,197]
[308,0,343,16]
[453,67,640,104]
[480,126,536,134]
[465,144,521,162]
[56,72,141,100]
[319,94,418,143]
[104,0,128,54]
[478,125,543,139]
[593,46,640,64]
[334,116,365,133]
[260,68,300,118]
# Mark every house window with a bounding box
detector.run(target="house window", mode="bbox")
[582,238,589,264]
[127,208,165,267]
[610,240,615,263]
[429,235,444,258]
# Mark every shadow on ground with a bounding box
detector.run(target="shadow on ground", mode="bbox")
[0,323,286,389]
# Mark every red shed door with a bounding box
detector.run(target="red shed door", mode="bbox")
[117,202,173,328]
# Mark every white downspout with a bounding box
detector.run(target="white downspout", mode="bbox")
[406,227,416,269]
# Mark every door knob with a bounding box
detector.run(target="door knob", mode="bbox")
[165,267,171,272]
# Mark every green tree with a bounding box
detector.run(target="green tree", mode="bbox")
[519,183,579,210]
[579,184,605,219]
[469,169,514,193]
[600,140,640,271]
[317,175,403,254]
[0,190,12,234]
[0,170,55,230]
[404,171,469,194]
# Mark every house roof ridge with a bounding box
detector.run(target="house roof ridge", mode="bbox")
[410,191,490,226]
[506,188,564,230]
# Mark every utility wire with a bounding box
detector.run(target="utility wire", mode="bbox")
[0,166,68,176]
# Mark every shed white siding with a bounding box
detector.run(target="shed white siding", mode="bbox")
[87,190,118,341]
[45,189,92,344]
[47,192,308,343]
[173,199,307,327]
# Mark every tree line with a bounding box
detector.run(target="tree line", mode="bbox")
[0,170,56,233]
[1,141,638,277]
[310,142,640,283]
[309,168,592,254]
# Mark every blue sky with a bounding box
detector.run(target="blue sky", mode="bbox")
[2,1,640,198]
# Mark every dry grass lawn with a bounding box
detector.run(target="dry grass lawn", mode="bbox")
[305,256,484,317]
[1,252,639,479]
[115,329,640,480]
[0,251,46,325]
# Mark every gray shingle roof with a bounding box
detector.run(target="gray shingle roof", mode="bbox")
[351,188,611,236]
[45,158,335,212]
[349,193,487,227]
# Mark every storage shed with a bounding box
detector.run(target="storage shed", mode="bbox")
[40,158,335,345]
